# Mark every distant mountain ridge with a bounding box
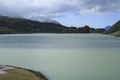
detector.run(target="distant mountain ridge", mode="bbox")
[28,16,60,24]
[0,15,105,34]
[104,26,111,30]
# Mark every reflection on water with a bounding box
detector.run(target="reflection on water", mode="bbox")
[0,34,120,80]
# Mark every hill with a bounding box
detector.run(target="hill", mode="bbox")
[0,15,68,34]
[104,20,120,37]
[105,21,120,34]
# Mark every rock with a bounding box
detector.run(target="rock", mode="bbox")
[111,30,120,37]
[0,65,48,80]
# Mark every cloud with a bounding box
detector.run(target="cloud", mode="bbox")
[0,0,120,19]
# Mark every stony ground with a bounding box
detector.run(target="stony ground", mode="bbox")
[0,65,48,80]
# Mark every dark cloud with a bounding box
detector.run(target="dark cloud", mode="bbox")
[0,0,120,19]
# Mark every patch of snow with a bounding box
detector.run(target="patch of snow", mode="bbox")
[0,66,14,75]
[0,70,7,75]
[27,16,60,24]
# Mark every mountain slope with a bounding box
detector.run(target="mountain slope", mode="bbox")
[105,21,120,34]
[0,15,68,33]
[104,26,111,30]
[0,15,105,34]
[30,17,60,24]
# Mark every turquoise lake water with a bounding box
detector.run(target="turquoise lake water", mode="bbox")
[0,34,120,80]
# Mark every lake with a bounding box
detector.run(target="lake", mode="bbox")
[0,34,120,80]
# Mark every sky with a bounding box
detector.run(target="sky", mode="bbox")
[0,0,120,28]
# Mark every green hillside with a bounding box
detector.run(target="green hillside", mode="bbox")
[105,20,120,34]
[0,15,68,33]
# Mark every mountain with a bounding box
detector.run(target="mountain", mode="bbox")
[0,15,105,34]
[105,20,120,34]
[76,25,105,33]
[39,19,60,24]
[104,20,120,37]
[104,26,111,30]
[0,15,68,34]
[29,17,60,24]
[94,28,106,33]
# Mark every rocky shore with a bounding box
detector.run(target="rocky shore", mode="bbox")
[111,30,120,37]
[0,65,48,80]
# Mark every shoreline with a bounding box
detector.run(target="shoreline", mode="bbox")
[0,65,48,80]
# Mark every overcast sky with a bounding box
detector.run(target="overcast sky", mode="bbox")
[0,0,120,28]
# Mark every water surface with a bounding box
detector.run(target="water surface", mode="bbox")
[0,34,120,80]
